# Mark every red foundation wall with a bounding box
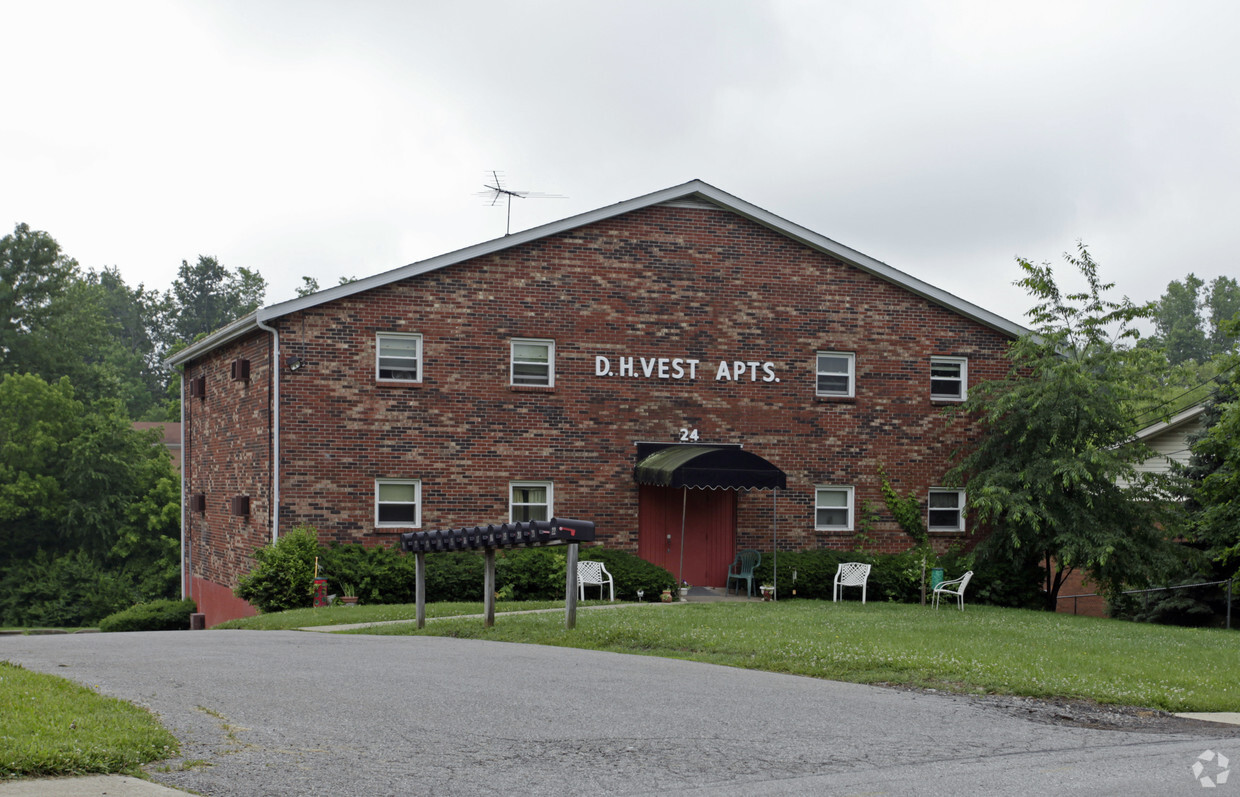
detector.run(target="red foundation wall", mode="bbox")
[189,576,258,627]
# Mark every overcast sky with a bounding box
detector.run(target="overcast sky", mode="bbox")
[4,1,1237,326]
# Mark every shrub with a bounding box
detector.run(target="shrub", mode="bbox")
[578,547,676,600]
[0,550,141,627]
[496,548,567,600]
[752,550,846,600]
[234,526,320,613]
[99,599,197,632]
[938,543,1043,609]
[318,542,418,605]
[422,551,486,602]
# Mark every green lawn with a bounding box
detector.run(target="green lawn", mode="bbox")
[0,660,178,779]
[314,600,1240,713]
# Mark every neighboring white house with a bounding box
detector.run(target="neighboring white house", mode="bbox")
[1131,404,1207,477]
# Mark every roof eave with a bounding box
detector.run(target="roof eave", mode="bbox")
[163,312,261,367]
[166,178,1031,366]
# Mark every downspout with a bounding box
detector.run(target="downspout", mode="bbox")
[254,312,280,544]
[180,371,187,600]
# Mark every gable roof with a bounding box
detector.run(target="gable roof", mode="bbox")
[166,179,1030,366]
[1132,403,1208,444]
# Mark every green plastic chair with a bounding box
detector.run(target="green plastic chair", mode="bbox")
[726,550,761,597]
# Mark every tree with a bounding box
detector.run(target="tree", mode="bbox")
[1149,274,1240,365]
[1154,273,1208,365]
[296,276,321,297]
[1183,330,1240,573]
[948,244,1181,610]
[0,223,78,375]
[1205,276,1240,356]
[0,373,181,624]
[162,255,267,346]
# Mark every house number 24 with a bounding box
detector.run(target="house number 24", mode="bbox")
[679,428,700,442]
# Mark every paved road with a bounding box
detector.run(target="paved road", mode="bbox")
[4,630,1236,796]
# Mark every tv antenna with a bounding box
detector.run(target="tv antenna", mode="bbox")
[476,171,564,236]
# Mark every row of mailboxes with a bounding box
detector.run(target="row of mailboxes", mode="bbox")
[399,518,595,553]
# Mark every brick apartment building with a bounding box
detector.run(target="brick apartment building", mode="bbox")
[169,180,1026,625]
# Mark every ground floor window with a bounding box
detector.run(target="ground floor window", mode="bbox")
[510,481,553,522]
[928,488,965,532]
[815,486,853,530]
[375,479,421,527]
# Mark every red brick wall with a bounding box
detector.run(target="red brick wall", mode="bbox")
[183,332,274,595]
[183,204,1014,611]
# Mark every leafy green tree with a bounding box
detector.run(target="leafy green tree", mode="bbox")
[0,226,172,416]
[0,373,180,624]
[296,276,321,297]
[0,223,78,376]
[1183,336,1240,572]
[1149,274,1239,366]
[83,267,167,418]
[1205,276,1240,356]
[948,245,1181,609]
[1154,273,1208,365]
[162,255,267,346]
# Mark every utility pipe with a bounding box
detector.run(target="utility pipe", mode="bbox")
[254,312,281,544]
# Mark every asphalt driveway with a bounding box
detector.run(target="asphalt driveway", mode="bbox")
[3,630,1235,795]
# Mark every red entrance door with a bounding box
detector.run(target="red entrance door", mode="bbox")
[638,486,736,586]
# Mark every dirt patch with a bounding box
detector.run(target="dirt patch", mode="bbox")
[954,691,1240,735]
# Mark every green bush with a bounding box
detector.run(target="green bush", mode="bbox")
[938,543,1043,609]
[0,550,142,627]
[496,548,567,600]
[99,599,197,632]
[751,546,1042,607]
[314,543,676,605]
[234,526,320,613]
[422,551,486,602]
[318,542,418,605]
[752,550,846,599]
[578,547,676,600]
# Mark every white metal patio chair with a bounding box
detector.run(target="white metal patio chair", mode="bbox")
[833,562,871,604]
[577,560,615,601]
[932,570,973,610]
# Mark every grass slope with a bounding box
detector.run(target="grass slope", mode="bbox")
[0,661,178,779]
[336,601,1240,712]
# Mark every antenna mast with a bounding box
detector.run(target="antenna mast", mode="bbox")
[477,171,564,235]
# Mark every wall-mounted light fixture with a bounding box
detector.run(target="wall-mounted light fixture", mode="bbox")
[286,357,304,372]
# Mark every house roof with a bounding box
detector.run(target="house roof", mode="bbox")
[1132,403,1208,443]
[166,179,1030,367]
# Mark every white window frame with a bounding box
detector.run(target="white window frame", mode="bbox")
[927,488,965,532]
[376,332,423,383]
[375,479,421,528]
[814,485,854,531]
[509,480,553,523]
[930,356,967,401]
[815,351,855,397]
[510,338,555,387]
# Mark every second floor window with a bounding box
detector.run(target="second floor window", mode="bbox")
[816,352,855,397]
[930,357,967,401]
[511,339,554,387]
[377,333,422,382]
